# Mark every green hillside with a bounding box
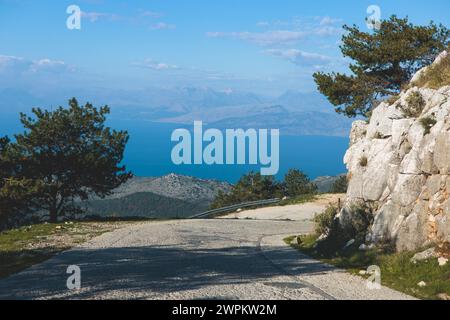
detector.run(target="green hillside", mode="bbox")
[84,192,208,219]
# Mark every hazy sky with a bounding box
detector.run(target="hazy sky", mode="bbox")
[1,0,449,96]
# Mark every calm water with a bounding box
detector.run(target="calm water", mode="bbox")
[0,115,349,183]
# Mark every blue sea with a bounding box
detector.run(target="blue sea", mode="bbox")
[0,115,349,183]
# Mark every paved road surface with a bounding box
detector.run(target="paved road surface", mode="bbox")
[0,218,413,300]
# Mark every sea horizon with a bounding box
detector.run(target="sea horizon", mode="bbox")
[0,114,348,183]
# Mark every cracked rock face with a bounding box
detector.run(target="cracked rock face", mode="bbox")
[343,52,450,251]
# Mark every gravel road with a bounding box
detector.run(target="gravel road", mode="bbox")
[0,216,413,300]
[219,194,345,221]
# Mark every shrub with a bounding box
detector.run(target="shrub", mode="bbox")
[420,116,437,135]
[373,132,383,139]
[313,203,374,257]
[344,204,374,241]
[314,205,338,236]
[359,156,368,167]
[400,91,426,117]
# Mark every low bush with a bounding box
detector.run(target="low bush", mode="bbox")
[359,156,368,167]
[343,204,374,241]
[400,91,426,117]
[314,205,338,236]
[312,203,374,257]
[420,116,437,135]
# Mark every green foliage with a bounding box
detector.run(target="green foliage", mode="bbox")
[210,172,282,209]
[211,169,318,209]
[330,175,348,193]
[3,98,132,223]
[400,91,426,117]
[312,203,373,256]
[314,205,338,236]
[413,52,450,89]
[282,169,317,197]
[0,137,40,227]
[313,16,449,117]
[344,204,374,241]
[288,234,450,300]
[420,116,437,135]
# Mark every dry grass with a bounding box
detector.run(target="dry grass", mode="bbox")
[0,222,134,279]
[413,53,450,89]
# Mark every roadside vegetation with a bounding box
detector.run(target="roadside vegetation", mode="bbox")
[0,221,134,279]
[277,194,317,206]
[0,98,132,230]
[210,169,317,209]
[285,204,450,300]
[304,14,450,300]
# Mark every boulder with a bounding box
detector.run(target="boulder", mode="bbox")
[410,247,436,263]
[438,257,448,266]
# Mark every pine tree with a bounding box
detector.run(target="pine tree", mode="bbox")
[314,16,449,117]
[10,98,132,222]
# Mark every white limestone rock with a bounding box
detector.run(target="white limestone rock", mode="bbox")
[342,51,450,252]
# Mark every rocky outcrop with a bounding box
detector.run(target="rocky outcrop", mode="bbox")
[103,173,232,203]
[342,51,450,251]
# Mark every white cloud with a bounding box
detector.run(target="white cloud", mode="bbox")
[319,16,343,26]
[256,21,270,27]
[140,10,162,18]
[207,16,343,46]
[264,49,334,66]
[30,59,70,72]
[150,22,176,30]
[81,11,120,22]
[134,59,179,70]
[0,55,26,69]
[81,10,166,25]
[314,26,342,37]
[206,30,307,46]
[0,55,73,74]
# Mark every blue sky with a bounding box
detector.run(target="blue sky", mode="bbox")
[1,0,449,96]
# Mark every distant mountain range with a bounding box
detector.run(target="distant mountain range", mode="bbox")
[312,174,346,193]
[82,174,232,219]
[0,86,353,137]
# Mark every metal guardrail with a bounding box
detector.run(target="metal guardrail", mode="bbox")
[189,198,281,219]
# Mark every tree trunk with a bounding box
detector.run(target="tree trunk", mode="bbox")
[49,206,58,223]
